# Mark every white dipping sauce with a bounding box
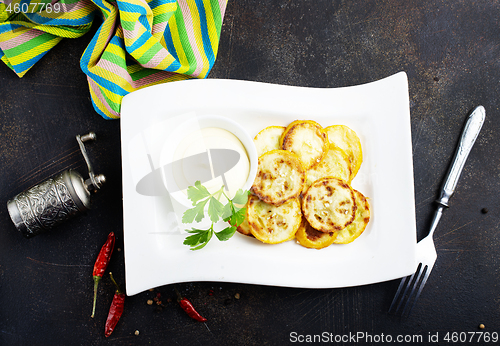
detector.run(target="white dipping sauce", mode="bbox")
[173,127,250,198]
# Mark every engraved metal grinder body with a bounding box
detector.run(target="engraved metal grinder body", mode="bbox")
[7,133,106,238]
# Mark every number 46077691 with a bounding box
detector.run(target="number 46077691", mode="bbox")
[5,2,62,14]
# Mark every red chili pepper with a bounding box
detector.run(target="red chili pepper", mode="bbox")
[105,272,125,338]
[91,232,115,318]
[175,288,207,322]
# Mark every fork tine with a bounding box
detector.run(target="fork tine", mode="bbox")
[404,265,432,317]
[401,263,429,317]
[396,264,421,313]
[388,274,411,313]
[388,264,421,314]
[388,275,410,313]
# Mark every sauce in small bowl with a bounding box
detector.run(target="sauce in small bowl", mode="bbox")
[160,115,257,208]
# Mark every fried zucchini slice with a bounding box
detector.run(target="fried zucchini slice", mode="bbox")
[302,177,356,233]
[254,126,286,157]
[303,144,352,193]
[325,125,363,180]
[296,217,338,249]
[247,196,302,244]
[278,120,313,147]
[251,150,305,206]
[236,218,253,237]
[280,120,328,169]
[333,190,370,244]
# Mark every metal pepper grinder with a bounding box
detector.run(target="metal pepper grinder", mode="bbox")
[7,132,105,238]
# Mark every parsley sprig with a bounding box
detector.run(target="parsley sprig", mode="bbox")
[182,181,250,250]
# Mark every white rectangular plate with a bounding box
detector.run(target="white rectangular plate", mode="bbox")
[121,72,417,296]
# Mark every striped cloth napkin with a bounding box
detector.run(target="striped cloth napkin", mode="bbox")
[0,0,227,119]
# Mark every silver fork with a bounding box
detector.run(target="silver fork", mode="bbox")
[389,105,486,317]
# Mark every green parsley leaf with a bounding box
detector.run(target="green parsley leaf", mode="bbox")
[181,182,250,250]
[182,198,209,223]
[232,189,250,205]
[230,207,247,227]
[191,229,213,250]
[183,228,213,250]
[183,229,207,246]
[207,196,224,223]
[185,228,204,234]
[187,181,211,204]
[221,202,233,221]
[215,226,236,241]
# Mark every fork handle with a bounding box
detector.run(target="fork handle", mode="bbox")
[437,106,485,207]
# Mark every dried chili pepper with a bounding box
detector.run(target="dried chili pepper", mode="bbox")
[105,272,125,337]
[91,232,115,318]
[175,287,207,322]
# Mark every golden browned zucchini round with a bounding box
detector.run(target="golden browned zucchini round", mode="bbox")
[236,218,253,237]
[333,189,370,244]
[247,196,302,244]
[280,120,328,170]
[303,144,352,193]
[254,126,286,157]
[302,177,356,233]
[324,125,363,180]
[251,150,305,206]
[295,217,338,249]
[278,120,310,147]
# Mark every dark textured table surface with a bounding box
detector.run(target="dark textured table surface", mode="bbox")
[1,1,499,345]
